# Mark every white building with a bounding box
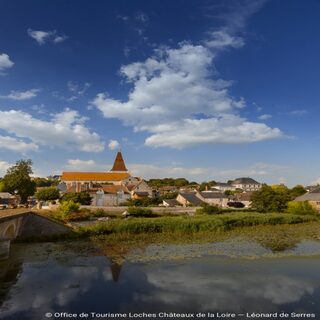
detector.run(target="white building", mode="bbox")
[231,178,262,192]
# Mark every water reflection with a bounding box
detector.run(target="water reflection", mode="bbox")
[1,243,320,319]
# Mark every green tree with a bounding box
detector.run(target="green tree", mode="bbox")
[2,159,36,202]
[287,201,317,215]
[33,177,59,187]
[35,187,60,201]
[199,182,211,191]
[0,180,5,192]
[251,184,291,212]
[290,185,307,199]
[174,178,189,188]
[161,192,178,200]
[60,192,92,205]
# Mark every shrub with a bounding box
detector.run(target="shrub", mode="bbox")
[127,207,153,217]
[57,200,80,220]
[60,192,92,205]
[93,208,107,217]
[125,197,162,207]
[66,211,91,221]
[35,187,60,201]
[196,204,221,215]
[286,201,318,215]
[227,201,245,208]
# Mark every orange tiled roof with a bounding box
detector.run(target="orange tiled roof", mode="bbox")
[61,172,130,182]
[101,185,129,194]
[88,184,129,194]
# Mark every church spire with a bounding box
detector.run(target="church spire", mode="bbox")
[110,151,128,172]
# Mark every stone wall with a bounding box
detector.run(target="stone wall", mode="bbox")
[81,205,198,215]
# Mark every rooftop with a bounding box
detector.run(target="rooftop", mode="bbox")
[179,192,204,206]
[163,199,181,206]
[61,172,130,182]
[295,187,320,201]
[0,192,15,199]
[232,177,260,185]
[199,191,227,199]
[110,151,128,172]
[89,184,129,194]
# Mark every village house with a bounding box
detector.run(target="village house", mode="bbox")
[0,192,19,208]
[232,192,253,208]
[295,187,320,211]
[176,192,205,207]
[125,179,155,199]
[231,177,262,192]
[89,185,131,206]
[195,191,229,207]
[162,199,181,207]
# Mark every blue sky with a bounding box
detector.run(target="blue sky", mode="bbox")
[0,0,319,186]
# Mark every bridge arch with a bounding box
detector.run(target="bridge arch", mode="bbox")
[3,223,17,239]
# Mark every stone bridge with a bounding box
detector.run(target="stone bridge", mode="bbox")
[0,210,71,241]
[0,210,71,260]
[0,211,26,240]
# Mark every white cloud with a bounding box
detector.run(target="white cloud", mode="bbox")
[92,43,282,149]
[27,29,52,45]
[138,263,314,312]
[210,0,268,33]
[0,53,14,73]
[117,15,129,21]
[0,109,104,152]
[67,159,96,166]
[67,81,90,94]
[27,28,68,45]
[288,109,308,116]
[0,160,11,176]
[108,140,120,150]
[31,104,46,114]
[206,30,245,49]
[65,159,98,171]
[53,35,68,44]
[52,82,91,102]
[258,114,272,120]
[135,11,149,23]
[144,116,281,149]
[205,0,267,52]
[0,89,40,100]
[0,135,38,153]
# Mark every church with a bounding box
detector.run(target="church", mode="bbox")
[60,151,154,206]
[61,151,133,192]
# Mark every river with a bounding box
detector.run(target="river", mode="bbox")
[1,238,320,320]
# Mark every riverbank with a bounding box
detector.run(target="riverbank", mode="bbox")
[11,211,320,248]
[75,212,318,236]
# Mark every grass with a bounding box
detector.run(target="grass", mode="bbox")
[75,212,319,237]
